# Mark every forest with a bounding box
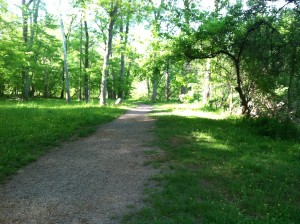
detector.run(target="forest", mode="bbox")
[0,0,299,119]
[0,0,300,223]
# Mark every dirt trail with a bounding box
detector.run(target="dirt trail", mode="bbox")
[0,105,158,224]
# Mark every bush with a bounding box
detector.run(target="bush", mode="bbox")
[242,116,300,141]
[200,104,222,113]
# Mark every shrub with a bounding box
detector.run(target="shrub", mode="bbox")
[242,116,300,140]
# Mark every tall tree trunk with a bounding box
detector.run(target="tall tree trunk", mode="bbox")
[296,76,300,118]
[181,84,187,94]
[108,70,116,100]
[118,10,130,99]
[147,78,151,99]
[118,19,124,98]
[202,59,211,105]
[84,15,89,103]
[60,14,71,103]
[30,0,40,98]
[100,6,118,106]
[60,62,65,99]
[29,0,40,49]
[165,59,170,101]
[124,62,131,99]
[234,59,248,115]
[78,18,83,101]
[44,68,49,98]
[152,79,157,103]
[152,66,160,103]
[0,76,4,97]
[180,0,191,95]
[287,47,296,116]
[296,48,300,118]
[201,0,220,105]
[100,42,110,103]
[181,62,189,94]
[21,0,33,100]
[229,85,233,113]
[21,0,40,100]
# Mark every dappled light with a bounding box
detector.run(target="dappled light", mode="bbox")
[135,103,300,224]
[1,0,299,118]
[153,103,229,119]
[0,0,300,223]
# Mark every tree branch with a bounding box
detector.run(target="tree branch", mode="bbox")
[27,0,34,6]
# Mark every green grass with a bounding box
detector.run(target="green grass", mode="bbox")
[124,103,300,224]
[0,98,127,182]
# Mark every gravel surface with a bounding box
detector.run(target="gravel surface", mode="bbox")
[0,104,158,224]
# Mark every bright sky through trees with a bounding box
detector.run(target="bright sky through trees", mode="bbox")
[1,0,299,116]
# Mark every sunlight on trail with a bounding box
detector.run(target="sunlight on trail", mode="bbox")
[172,110,227,119]
[154,103,229,120]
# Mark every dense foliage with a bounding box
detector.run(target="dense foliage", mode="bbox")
[0,0,299,120]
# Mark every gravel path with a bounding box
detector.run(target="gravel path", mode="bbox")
[0,105,158,224]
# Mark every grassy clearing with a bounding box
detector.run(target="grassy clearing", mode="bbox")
[0,98,127,182]
[124,103,300,224]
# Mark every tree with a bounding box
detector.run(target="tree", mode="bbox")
[21,0,40,100]
[174,2,266,114]
[59,0,71,103]
[118,2,131,99]
[84,11,89,102]
[98,0,120,106]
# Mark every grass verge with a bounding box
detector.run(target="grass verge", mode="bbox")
[124,103,300,224]
[0,98,127,182]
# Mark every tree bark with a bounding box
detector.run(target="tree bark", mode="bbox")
[165,59,170,101]
[29,0,41,49]
[84,16,89,103]
[296,76,300,118]
[181,61,190,94]
[151,66,160,103]
[60,14,71,103]
[118,9,130,99]
[0,76,4,97]
[152,79,157,103]
[78,18,83,101]
[60,62,65,99]
[287,47,297,116]
[21,0,40,100]
[100,5,118,106]
[229,85,233,113]
[147,78,151,99]
[124,62,131,99]
[217,51,249,115]
[180,0,191,95]
[44,68,49,98]
[234,59,248,115]
[202,59,211,105]
[21,0,32,100]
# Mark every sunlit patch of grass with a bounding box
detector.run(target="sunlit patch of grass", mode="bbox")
[124,103,300,224]
[0,98,128,182]
[153,102,229,119]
